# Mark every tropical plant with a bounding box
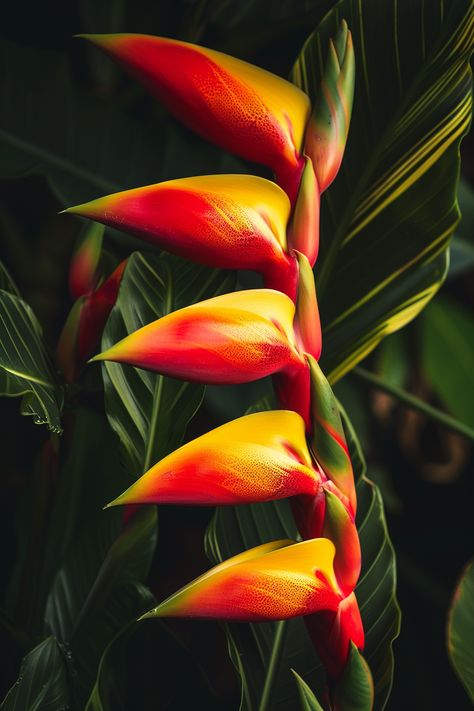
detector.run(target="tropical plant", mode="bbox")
[0,2,472,710]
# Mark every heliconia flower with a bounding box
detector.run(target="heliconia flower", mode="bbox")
[91,286,306,385]
[307,355,357,515]
[57,260,127,382]
[305,591,365,680]
[79,33,311,203]
[303,21,355,194]
[105,410,319,507]
[64,175,298,300]
[141,538,342,622]
[287,156,320,267]
[68,222,104,299]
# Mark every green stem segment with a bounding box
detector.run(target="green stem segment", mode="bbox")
[352,366,474,442]
[258,620,287,711]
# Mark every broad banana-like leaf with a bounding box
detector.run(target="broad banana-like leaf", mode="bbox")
[206,408,399,711]
[291,0,473,381]
[0,288,62,433]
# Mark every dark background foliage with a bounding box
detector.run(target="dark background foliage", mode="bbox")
[0,1,472,709]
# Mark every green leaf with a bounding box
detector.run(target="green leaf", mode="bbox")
[205,409,400,711]
[84,597,156,711]
[44,506,157,706]
[420,296,474,428]
[332,643,374,711]
[292,670,325,711]
[101,252,234,476]
[0,636,69,711]
[447,559,474,702]
[291,1,473,381]
[0,289,62,433]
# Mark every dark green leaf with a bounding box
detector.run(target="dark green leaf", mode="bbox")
[0,40,227,207]
[0,289,62,432]
[420,296,474,428]
[205,408,400,711]
[44,506,157,706]
[332,643,374,711]
[447,559,474,702]
[84,594,157,711]
[291,1,473,381]
[101,252,234,477]
[292,670,325,711]
[0,637,69,711]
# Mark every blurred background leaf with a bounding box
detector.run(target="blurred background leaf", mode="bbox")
[420,296,474,429]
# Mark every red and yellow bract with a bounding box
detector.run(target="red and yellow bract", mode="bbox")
[80,33,311,203]
[142,539,342,622]
[65,175,299,299]
[105,410,320,507]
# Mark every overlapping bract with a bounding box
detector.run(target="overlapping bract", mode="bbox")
[91,288,315,427]
[105,410,319,507]
[77,22,366,698]
[303,20,355,194]
[142,539,342,621]
[65,175,300,299]
[80,33,310,203]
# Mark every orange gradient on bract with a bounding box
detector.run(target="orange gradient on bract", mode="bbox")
[66,175,298,299]
[81,34,311,201]
[306,591,365,679]
[91,289,304,384]
[142,539,342,622]
[106,410,319,507]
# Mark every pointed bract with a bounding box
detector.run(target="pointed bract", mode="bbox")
[287,157,320,267]
[106,410,319,507]
[77,259,127,363]
[322,489,361,596]
[307,355,357,514]
[66,175,298,299]
[80,33,310,202]
[293,250,321,361]
[305,592,365,679]
[304,21,355,193]
[90,289,305,384]
[142,538,342,622]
